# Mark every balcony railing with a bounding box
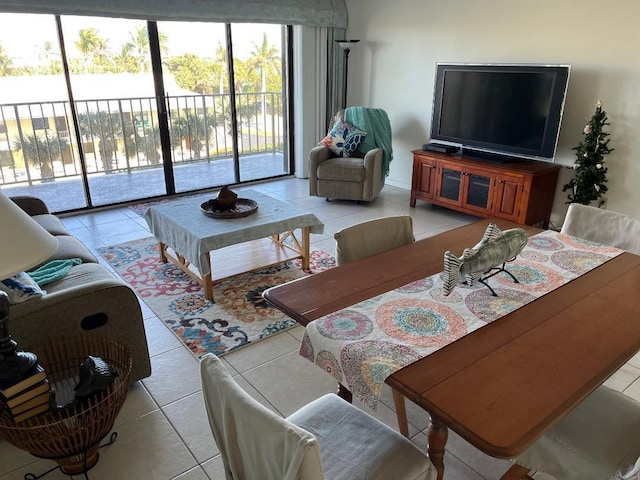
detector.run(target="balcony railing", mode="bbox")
[0,91,284,187]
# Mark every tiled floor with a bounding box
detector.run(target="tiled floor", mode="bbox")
[2,177,640,480]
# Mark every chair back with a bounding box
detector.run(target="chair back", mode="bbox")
[334,215,415,265]
[200,353,324,480]
[561,203,640,255]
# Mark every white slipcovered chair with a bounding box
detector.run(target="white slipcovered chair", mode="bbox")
[561,203,640,254]
[200,353,435,480]
[501,385,640,480]
[333,215,415,437]
[501,204,640,479]
[334,215,415,266]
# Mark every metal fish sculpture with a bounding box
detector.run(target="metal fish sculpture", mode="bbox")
[442,224,528,296]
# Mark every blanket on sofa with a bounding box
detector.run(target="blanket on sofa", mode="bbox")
[29,258,82,286]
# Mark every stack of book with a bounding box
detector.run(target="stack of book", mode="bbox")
[0,365,51,423]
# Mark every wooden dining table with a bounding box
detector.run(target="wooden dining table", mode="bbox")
[263,219,640,479]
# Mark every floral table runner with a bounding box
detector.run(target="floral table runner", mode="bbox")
[300,230,623,410]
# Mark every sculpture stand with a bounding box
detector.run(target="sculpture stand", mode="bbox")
[472,262,520,297]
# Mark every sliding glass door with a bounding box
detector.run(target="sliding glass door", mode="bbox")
[0,13,290,213]
[62,15,168,207]
[229,24,288,183]
[0,13,89,211]
[157,21,234,193]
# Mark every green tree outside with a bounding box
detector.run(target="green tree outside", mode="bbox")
[0,42,14,76]
[12,132,69,180]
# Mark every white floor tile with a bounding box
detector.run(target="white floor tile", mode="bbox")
[142,347,201,407]
[242,350,337,416]
[162,391,219,464]
[81,410,198,479]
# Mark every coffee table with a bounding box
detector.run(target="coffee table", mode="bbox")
[144,190,324,300]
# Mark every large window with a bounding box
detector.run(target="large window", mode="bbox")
[0,13,290,212]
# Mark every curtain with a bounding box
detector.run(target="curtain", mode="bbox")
[292,25,345,179]
[293,26,325,178]
[327,27,346,125]
[0,0,347,27]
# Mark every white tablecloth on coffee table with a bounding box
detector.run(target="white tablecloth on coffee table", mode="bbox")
[144,190,324,276]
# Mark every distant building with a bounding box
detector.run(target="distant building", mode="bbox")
[0,73,199,152]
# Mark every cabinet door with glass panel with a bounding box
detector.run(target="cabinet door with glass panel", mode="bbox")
[459,165,494,215]
[435,161,493,215]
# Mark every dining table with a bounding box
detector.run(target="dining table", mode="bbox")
[263,218,640,479]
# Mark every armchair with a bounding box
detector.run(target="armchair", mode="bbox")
[309,107,391,202]
[309,145,384,202]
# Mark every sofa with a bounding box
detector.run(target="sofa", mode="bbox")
[7,196,152,382]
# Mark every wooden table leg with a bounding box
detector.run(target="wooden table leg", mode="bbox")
[159,242,168,262]
[337,383,353,403]
[427,414,448,480]
[392,389,410,437]
[301,227,311,272]
[203,253,213,300]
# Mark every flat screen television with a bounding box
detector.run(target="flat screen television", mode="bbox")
[429,63,570,162]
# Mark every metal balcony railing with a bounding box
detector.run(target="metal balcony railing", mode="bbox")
[0,91,284,187]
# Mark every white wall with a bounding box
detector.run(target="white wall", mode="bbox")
[344,0,640,225]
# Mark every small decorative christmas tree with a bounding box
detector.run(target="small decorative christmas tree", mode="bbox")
[563,100,613,206]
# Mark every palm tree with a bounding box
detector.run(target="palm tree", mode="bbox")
[0,42,14,76]
[122,118,162,165]
[247,34,280,115]
[114,43,138,73]
[75,28,109,73]
[214,40,228,94]
[13,133,69,181]
[170,111,213,160]
[76,111,121,173]
[124,25,168,73]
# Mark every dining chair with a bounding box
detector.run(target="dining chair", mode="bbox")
[561,203,640,254]
[334,215,415,265]
[200,353,436,480]
[500,385,640,480]
[333,215,415,437]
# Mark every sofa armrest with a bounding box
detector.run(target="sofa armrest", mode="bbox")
[9,263,151,382]
[10,195,50,216]
[309,146,335,196]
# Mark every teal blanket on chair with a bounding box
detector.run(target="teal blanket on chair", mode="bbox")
[345,107,393,178]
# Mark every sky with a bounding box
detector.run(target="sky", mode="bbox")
[0,13,282,66]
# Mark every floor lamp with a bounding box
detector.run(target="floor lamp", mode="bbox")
[0,191,58,383]
[335,40,360,110]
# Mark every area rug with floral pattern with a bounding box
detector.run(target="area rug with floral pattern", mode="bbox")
[98,237,335,356]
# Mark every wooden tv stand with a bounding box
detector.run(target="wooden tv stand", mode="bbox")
[410,149,561,227]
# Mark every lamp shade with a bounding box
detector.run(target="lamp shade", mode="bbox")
[335,39,360,50]
[0,191,58,280]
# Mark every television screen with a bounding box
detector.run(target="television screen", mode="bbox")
[430,64,570,161]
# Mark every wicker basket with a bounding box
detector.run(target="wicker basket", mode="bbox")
[0,335,131,475]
